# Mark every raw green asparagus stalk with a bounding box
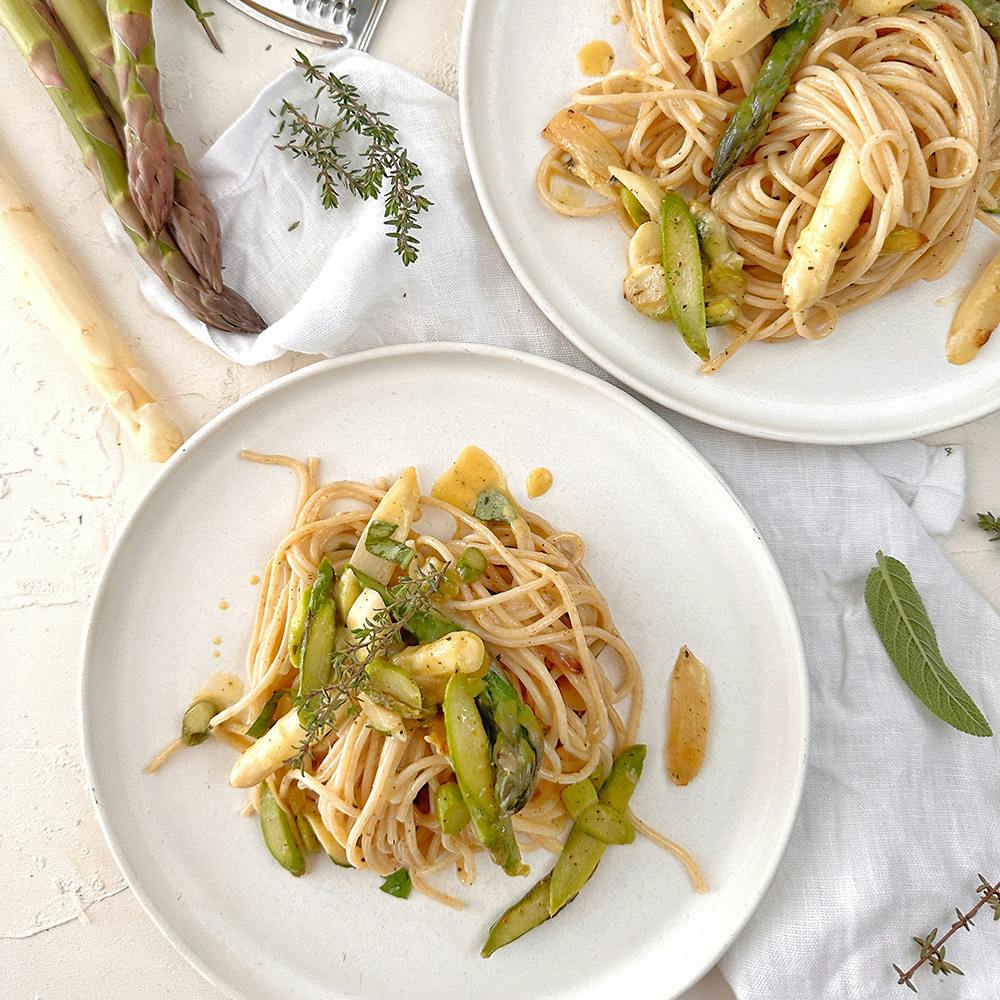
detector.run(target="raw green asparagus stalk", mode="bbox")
[51,0,225,293]
[709,0,833,192]
[106,0,174,233]
[476,665,544,815]
[0,0,264,333]
[959,0,1000,38]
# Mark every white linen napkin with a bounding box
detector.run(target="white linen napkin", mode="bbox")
[135,51,1000,999]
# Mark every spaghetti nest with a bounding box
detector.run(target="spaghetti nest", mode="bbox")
[538,0,1000,368]
[208,452,654,907]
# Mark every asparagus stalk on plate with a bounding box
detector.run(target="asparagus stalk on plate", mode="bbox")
[0,0,264,333]
[106,0,174,234]
[0,157,183,462]
[710,0,834,192]
[50,0,224,292]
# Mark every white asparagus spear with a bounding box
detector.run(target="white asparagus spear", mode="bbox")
[783,144,872,314]
[704,0,793,63]
[851,0,910,15]
[947,248,1000,364]
[0,159,183,463]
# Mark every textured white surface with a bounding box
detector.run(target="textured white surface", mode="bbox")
[0,2,996,998]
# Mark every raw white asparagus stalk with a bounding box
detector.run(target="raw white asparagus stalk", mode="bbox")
[947,248,1000,364]
[704,0,793,63]
[782,144,872,314]
[0,159,183,462]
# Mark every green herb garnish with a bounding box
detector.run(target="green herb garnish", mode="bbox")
[865,551,991,737]
[274,54,432,265]
[379,867,412,898]
[364,519,415,569]
[181,0,222,52]
[291,564,447,766]
[474,489,518,525]
[977,511,1000,542]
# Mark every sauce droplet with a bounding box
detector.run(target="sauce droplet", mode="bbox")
[219,600,229,610]
[249,574,260,585]
[212,650,221,658]
[577,39,614,77]
[525,467,554,499]
[212,636,222,645]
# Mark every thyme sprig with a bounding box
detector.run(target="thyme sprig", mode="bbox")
[894,875,1000,991]
[290,563,448,768]
[181,0,222,52]
[273,53,432,265]
[977,511,1000,542]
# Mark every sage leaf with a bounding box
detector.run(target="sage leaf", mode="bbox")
[474,488,518,524]
[865,551,992,737]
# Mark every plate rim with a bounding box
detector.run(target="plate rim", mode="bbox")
[80,342,809,1000]
[456,0,1000,445]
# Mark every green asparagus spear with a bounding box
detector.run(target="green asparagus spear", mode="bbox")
[548,745,646,916]
[481,874,553,958]
[481,746,646,956]
[959,0,1000,38]
[443,674,528,877]
[475,666,544,815]
[107,0,174,233]
[297,558,336,697]
[434,781,471,835]
[689,200,745,298]
[50,0,224,290]
[561,778,598,820]
[0,0,257,329]
[259,783,305,876]
[575,802,636,845]
[246,690,283,739]
[709,0,833,192]
[181,698,218,745]
[660,192,709,360]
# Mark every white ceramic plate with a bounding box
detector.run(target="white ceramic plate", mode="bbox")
[458,1,1000,444]
[82,344,807,1000]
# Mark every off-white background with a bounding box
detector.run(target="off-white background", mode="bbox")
[0,2,996,998]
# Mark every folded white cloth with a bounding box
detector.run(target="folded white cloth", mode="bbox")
[136,51,1000,999]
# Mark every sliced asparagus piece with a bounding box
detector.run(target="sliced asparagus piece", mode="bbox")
[259,783,305,876]
[548,745,646,916]
[947,248,1000,364]
[475,665,544,815]
[443,673,528,877]
[704,0,793,63]
[710,0,833,192]
[297,558,336,697]
[181,698,218,746]
[660,192,709,360]
[434,781,471,835]
[481,746,647,956]
[481,874,553,958]
[783,144,871,313]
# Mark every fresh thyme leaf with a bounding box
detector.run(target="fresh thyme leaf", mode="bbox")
[379,867,412,898]
[181,0,222,52]
[865,551,992,737]
[290,563,448,767]
[474,488,518,524]
[287,220,301,232]
[977,511,1000,542]
[365,519,415,568]
[274,53,432,265]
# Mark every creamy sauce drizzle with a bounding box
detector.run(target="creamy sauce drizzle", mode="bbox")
[577,39,614,77]
[194,672,244,709]
[526,467,554,499]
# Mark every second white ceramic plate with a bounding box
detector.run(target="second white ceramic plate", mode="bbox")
[459,0,1000,443]
[82,345,807,1000]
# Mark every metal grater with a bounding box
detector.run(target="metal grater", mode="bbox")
[223,0,389,49]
